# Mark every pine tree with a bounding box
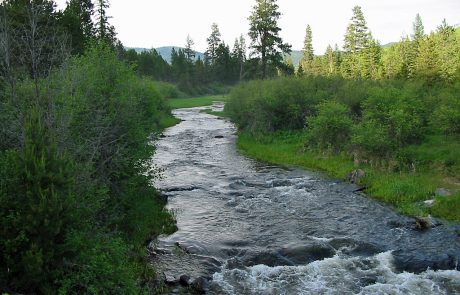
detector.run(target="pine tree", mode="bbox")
[343,6,371,53]
[436,19,459,81]
[412,13,425,42]
[184,35,195,61]
[360,39,382,79]
[414,33,439,82]
[232,35,247,81]
[0,108,76,292]
[300,25,314,74]
[248,0,291,78]
[205,23,222,65]
[296,63,304,76]
[325,45,335,76]
[61,0,95,54]
[95,0,116,45]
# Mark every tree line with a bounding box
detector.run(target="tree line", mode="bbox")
[1,1,176,293]
[298,7,459,83]
[119,0,293,94]
[121,1,459,94]
[225,1,460,221]
[120,26,249,95]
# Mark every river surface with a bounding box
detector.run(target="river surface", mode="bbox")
[151,104,460,294]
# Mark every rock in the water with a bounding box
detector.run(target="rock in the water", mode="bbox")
[164,272,178,284]
[347,169,366,184]
[179,274,191,286]
[435,188,452,197]
[393,249,459,273]
[415,216,433,230]
[192,277,209,294]
[214,135,224,139]
[423,199,435,207]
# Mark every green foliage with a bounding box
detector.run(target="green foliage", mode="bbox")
[57,232,139,295]
[352,85,426,160]
[228,76,460,221]
[0,44,177,294]
[300,25,314,74]
[0,109,77,293]
[248,0,291,78]
[305,101,353,152]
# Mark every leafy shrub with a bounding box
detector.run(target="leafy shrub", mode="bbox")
[0,44,176,294]
[430,90,460,135]
[305,101,353,152]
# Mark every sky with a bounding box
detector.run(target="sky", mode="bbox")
[55,0,460,54]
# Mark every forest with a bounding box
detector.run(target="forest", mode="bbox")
[0,0,459,294]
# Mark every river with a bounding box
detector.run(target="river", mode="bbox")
[151,104,460,294]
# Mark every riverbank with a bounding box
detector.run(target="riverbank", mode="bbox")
[236,130,460,223]
[168,95,227,109]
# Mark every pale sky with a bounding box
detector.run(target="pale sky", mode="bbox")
[55,0,460,54]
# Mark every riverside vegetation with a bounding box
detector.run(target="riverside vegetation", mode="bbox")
[0,1,176,294]
[223,2,460,223]
[225,77,460,222]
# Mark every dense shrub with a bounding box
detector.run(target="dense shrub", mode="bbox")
[305,101,353,152]
[227,76,460,169]
[0,45,176,294]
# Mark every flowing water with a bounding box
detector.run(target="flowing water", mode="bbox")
[151,103,460,295]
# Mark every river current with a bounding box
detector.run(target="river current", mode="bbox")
[151,104,460,294]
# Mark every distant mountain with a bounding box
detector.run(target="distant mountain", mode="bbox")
[125,46,205,64]
[286,50,303,67]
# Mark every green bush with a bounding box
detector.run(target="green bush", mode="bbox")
[305,100,353,152]
[0,44,176,294]
[0,109,78,293]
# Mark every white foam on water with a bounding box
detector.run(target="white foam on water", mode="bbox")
[211,251,460,295]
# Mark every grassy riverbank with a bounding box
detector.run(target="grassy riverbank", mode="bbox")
[237,131,460,222]
[168,95,227,109]
[224,77,460,223]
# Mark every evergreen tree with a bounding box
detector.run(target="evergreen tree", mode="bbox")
[382,42,405,79]
[184,35,195,61]
[248,0,291,78]
[232,34,247,81]
[214,42,233,83]
[0,108,77,293]
[437,19,455,41]
[412,13,425,42]
[205,23,222,65]
[95,0,116,45]
[399,35,418,78]
[325,45,335,76]
[343,6,371,53]
[414,33,439,82]
[60,0,95,55]
[296,63,304,76]
[436,20,459,81]
[300,25,314,74]
[360,39,382,79]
